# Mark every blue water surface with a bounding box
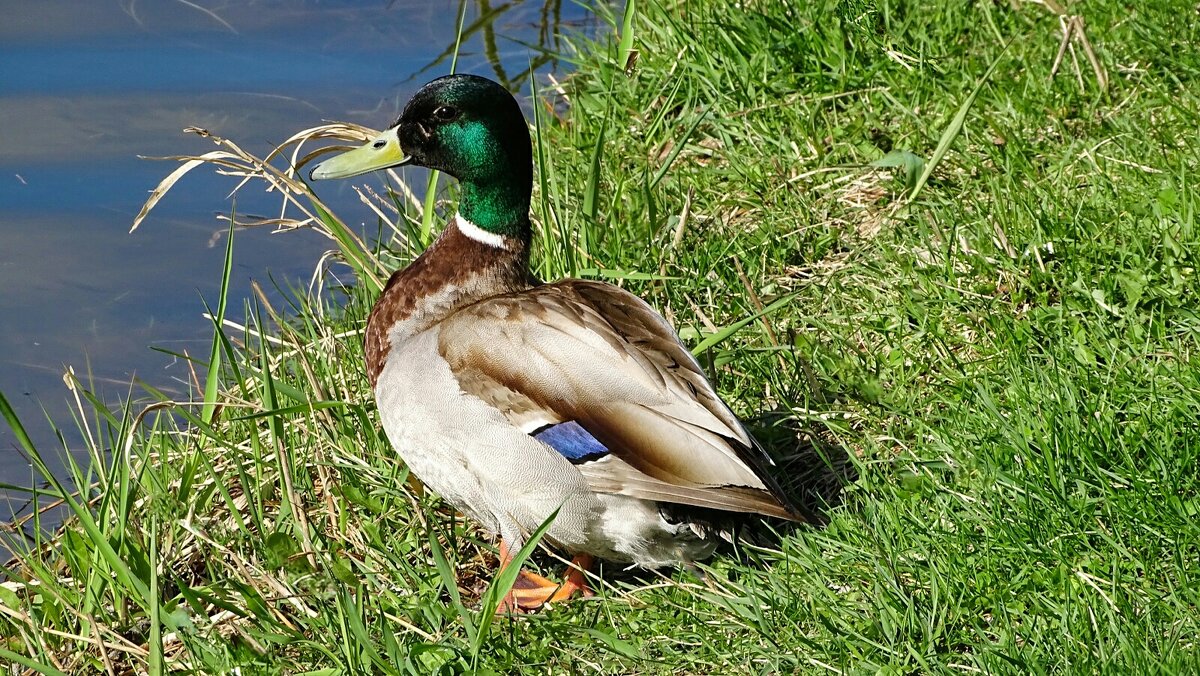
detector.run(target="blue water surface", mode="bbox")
[0,0,596,514]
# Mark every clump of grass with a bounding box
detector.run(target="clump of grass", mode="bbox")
[4,0,1200,672]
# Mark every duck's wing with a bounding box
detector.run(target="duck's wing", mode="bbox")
[436,279,802,521]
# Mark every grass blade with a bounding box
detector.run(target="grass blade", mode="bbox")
[472,507,558,660]
[201,217,235,425]
[582,116,607,226]
[0,647,69,676]
[651,104,709,190]
[907,46,1008,202]
[428,526,478,647]
[690,293,796,356]
[148,513,163,676]
[617,0,637,71]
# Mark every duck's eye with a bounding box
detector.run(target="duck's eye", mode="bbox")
[432,105,459,121]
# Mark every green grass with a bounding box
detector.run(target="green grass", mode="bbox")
[4,0,1200,672]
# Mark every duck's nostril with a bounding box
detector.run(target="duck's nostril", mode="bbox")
[373,140,386,149]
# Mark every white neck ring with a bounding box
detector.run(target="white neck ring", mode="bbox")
[454,213,508,249]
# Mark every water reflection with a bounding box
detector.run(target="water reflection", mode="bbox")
[0,0,594,499]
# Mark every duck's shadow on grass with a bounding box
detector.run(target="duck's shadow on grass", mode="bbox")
[751,410,857,528]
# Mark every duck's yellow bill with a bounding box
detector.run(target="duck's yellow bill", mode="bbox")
[309,129,410,180]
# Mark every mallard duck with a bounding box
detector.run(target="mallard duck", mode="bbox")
[310,74,802,612]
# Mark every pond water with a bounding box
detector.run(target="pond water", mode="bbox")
[0,1,595,513]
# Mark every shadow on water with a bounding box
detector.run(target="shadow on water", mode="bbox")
[0,0,596,542]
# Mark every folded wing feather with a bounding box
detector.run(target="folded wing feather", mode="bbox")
[437,280,800,521]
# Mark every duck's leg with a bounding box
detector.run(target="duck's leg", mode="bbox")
[495,540,594,614]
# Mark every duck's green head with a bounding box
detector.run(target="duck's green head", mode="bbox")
[311,74,532,234]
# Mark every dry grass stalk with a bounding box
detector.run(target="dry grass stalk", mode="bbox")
[1037,1,1109,91]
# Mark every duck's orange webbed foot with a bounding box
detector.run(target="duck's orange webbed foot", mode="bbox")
[495,540,594,615]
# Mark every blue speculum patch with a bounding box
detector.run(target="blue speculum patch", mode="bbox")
[532,421,609,463]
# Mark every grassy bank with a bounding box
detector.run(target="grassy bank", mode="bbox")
[4,0,1200,672]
